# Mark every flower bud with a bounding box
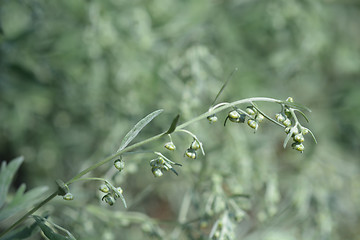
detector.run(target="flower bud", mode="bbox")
[294,134,304,143]
[99,184,110,193]
[185,148,196,159]
[190,139,200,150]
[275,113,286,122]
[247,119,258,130]
[164,142,176,151]
[301,128,309,135]
[102,194,115,206]
[114,159,125,171]
[207,114,218,123]
[152,167,163,177]
[292,143,305,152]
[63,193,74,201]
[256,114,264,123]
[246,107,256,116]
[283,118,292,127]
[285,127,291,134]
[286,97,294,102]
[228,110,241,122]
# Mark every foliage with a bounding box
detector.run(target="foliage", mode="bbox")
[1,0,360,239]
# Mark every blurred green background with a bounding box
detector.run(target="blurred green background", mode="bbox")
[1,0,359,239]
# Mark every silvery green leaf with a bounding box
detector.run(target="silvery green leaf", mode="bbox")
[166,114,180,134]
[32,215,76,240]
[0,156,24,208]
[117,109,163,152]
[0,184,48,221]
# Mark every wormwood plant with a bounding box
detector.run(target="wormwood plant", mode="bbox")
[0,76,316,239]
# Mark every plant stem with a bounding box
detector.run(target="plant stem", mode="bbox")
[0,97,282,238]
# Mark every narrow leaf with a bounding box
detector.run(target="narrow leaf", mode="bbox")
[283,127,296,148]
[117,109,163,152]
[33,216,76,240]
[166,114,180,134]
[211,68,238,107]
[294,109,309,123]
[0,156,24,208]
[0,186,48,221]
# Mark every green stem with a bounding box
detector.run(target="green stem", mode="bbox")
[0,97,282,238]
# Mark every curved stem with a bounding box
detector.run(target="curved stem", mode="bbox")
[0,97,282,238]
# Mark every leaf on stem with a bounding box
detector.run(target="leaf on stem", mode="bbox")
[117,109,164,152]
[0,156,24,208]
[33,215,76,240]
[166,114,180,134]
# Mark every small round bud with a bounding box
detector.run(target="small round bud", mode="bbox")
[301,128,309,135]
[164,142,176,151]
[228,110,241,122]
[292,143,305,152]
[207,114,218,123]
[247,119,258,130]
[114,159,125,171]
[63,193,74,201]
[114,187,124,198]
[185,148,196,159]
[284,109,292,118]
[99,184,110,193]
[285,127,291,134]
[294,134,305,143]
[286,97,294,103]
[152,167,163,177]
[246,107,256,116]
[190,139,200,150]
[275,113,286,122]
[256,114,264,123]
[291,127,299,136]
[102,194,115,206]
[283,118,292,127]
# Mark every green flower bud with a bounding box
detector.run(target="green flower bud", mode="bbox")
[114,159,125,171]
[301,128,309,135]
[114,187,124,198]
[256,114,264,123]
[102,194,115,206]
[207,114,218,123]
[246,107,256,116]
[164,142,176,151]
[152,167,163,177]
[283,118,292,127]
[286,97,294,102]
[228,110,241,122]
[99,184,110,193]
[185,148,196,159]
[292,142,305,152]
[247,119,258,130]
[294,134,305,143]
[275,113,286,122]
[285,127,291,134]
[63,193,74,201]
[190,139,200,150]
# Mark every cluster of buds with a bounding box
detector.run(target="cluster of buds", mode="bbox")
[99,181,126,207]
[150,152,181,177]
[185,138,202,159]
[275,97,315,152]
[164,131,205,160]
[222,106,264,132]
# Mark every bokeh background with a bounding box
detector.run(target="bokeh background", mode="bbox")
[1,0,359,239]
